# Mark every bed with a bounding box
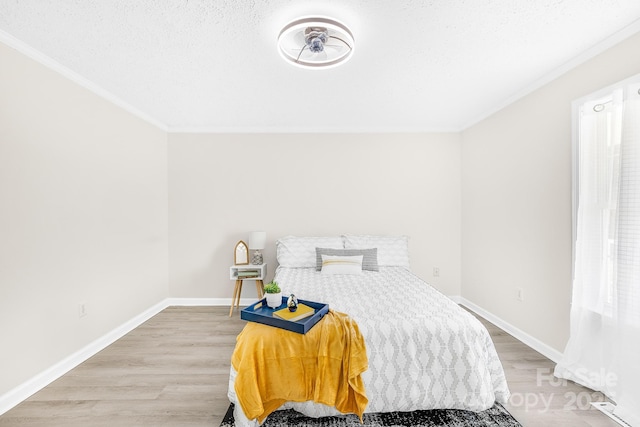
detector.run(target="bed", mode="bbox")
[228,235,510,426]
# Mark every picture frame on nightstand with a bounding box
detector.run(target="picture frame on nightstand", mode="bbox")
[234,240,249,265]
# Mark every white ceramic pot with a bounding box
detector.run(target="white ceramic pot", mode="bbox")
[266,292,282,308]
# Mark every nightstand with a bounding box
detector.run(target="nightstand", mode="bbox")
[229,263,267,316]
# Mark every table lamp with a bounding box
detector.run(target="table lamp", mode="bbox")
[249,231,266,265]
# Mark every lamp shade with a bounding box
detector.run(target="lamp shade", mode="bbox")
[249,231,266,250]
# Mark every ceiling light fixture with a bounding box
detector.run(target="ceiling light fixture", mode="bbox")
[278,17,354,69]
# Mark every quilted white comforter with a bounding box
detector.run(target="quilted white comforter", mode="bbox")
[228,266,510,425]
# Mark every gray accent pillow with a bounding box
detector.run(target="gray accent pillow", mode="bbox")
[315,247,379,272]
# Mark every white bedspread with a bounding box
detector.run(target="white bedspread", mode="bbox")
[228,266,510,424]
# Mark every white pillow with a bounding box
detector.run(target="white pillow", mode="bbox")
[342,234,410,268]
[315,247,379,272]
[320,254,363,275]
[276,236,343,268]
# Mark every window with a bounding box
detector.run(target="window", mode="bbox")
[557,74,640,426]
[572,79,640,323]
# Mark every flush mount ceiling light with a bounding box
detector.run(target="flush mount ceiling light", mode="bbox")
[278,17,354,69]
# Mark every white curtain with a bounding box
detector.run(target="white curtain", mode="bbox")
[555,79,640,426]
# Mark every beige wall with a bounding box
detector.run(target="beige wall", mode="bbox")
[461,32,640,352]
[0,42,169,395]
[168,133,462,299]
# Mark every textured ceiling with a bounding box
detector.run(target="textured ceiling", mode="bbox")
[1,1,640,132]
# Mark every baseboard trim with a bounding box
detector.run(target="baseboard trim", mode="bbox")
[165,297,256,306]
[0,297,254,416]
[447,295,463,304]
[451,296,563,363]
[2,295,562,416]
[0,299,169,415]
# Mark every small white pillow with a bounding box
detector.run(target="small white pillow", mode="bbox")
[320,254,363,275]
[315,247,378,272]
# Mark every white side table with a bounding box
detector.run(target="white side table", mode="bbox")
[229,263,267,316]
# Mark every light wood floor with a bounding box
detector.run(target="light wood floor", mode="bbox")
[470,313,618,427]
[0,306,620,427]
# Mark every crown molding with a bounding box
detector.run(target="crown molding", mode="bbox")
[0,29,168,132]
[461,18,640,131]
[167,125,461,134]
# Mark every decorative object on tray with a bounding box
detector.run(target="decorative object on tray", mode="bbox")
[220,402,523,427]
[249,231,266,265]
[274,302,314,322]
[264,281,282,308]
[287,293,298,311]
[241,297,329,334]
[234,240,249,265]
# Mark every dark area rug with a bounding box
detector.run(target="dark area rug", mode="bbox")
[220,403,522,426]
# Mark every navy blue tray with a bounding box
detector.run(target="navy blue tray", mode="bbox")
[240,297,329,334]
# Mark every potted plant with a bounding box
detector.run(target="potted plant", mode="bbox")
[264,281,282,308]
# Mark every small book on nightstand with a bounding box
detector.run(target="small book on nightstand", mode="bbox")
[273,303,315,322]
[237,270,259,278]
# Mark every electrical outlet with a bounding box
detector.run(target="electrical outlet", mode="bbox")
[78,302,87,318]
[433,267,440,277]
[516,288,524,302]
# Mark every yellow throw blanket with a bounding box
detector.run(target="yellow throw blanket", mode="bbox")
[231,309,368,423]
